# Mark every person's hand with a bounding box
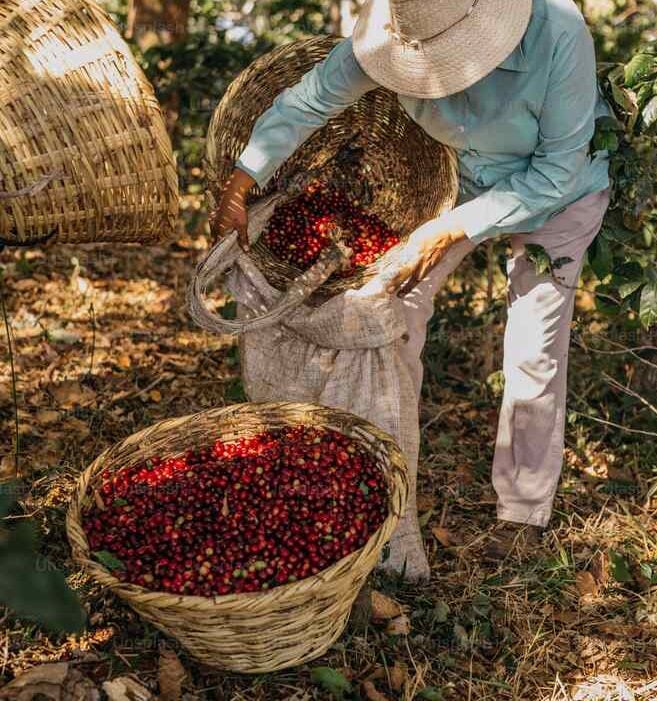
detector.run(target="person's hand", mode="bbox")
[362,225,467,296]
[209,168,256,251]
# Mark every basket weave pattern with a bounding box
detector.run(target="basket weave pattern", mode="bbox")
[205,36,459,296]
[0,0,179,245]
[66,402,409,673]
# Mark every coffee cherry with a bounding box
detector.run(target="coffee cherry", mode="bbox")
[83,427,388,597]
[262,184,400,274]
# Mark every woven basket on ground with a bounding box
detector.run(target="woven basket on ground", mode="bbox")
[205,35,459,297]
[0,0,179,246]
[66,402,409,673]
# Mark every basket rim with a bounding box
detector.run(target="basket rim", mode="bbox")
[66,401,409,611]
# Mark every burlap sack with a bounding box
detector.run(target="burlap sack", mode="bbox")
[188,197,427,578]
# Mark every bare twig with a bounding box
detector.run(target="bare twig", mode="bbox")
[0,269,20,478]
[602,371,657,417]
[88,301,96,376]
[570,410,657,437]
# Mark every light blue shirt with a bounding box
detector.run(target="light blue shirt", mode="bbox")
[237,0,610,244]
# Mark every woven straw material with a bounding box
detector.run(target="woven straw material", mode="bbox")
[353,0,533,99]
[205,35,459,298]
[0,0,179,245]
[66,402,409,673]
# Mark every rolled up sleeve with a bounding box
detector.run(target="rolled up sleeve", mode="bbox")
[236,38,378,188]
[446,21,598,243]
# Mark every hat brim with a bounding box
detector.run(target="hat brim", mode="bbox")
[353,0,533,99]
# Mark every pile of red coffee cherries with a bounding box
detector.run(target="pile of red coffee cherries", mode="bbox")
[262,185,400,272]
[83,426,388,597]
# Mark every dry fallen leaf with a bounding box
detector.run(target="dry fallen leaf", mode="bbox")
[596,621,644,637]
[371,591,403,620]
[158,648,187,701]
[116,354,132,369]
[35,409,61,425]
[0,662,99,701]
[416,493,436,512]
[102,676,152,701]
[63,417,91,439]
[362,680,390,701]
[455,463,474,486]
[0,454,17,481]
[149,389,162,403]
[49,380,95,409]
[591,551,610,587]
[388,661,407,692]
[364,666,386,683]
[385,614,411,636]
[576,571,599,599]
[431,526,453,547]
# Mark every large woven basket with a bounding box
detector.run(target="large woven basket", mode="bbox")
[205,35,459,297]
[0,0,179,246]
[66,402,409,673]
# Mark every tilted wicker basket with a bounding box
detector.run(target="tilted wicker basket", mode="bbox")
[0,0,179,246]
[205,35,459,297]
[66,402,409,673]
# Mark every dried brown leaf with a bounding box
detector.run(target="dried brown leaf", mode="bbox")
[116,355,132,369]
[0,663,99,701]
[103,676,152,701]
[416,493,436,512]
[576,571,599,599]
[385,614,411,636]
[0,454,17,481]
[49,380,95,409]
[388,661,407,692]
[371,591,402,620]
[431,526,453,547]
[149,389,162,403]
[455,463,474,486]
[158,648,187,701]
[362,681,390,701]
[591,551,610,587]
[35,410,60,424]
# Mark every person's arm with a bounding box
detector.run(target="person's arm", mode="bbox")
[212,38,377,248]
[447,19,599,244]
[236,37,377,188]
[379,19,599,293]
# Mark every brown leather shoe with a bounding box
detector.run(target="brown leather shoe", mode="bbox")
[482,520,543,563]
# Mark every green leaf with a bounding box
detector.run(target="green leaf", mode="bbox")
[113,498,129,507]
[525,243,552,276]
[636,81,655,110]
[595,115,623,132]
[590,237,614,281]
[359,481,370,496]
[642,96,657,129]
[624,53,657,88]
[93,550,126,571]
[608,550,633,583]
[593,130,619,152]
[639,281,657,328]
[433,600,450,623]
[611,81,638,117]
[0,533,86,632]
[310,667,352,699]
[224,378,246,403]
[640,562,654,583]
[221,300,238,320]
[618,278,644,299]
[416,686,444,700]
[552,256,574,270]
[0,481,21,519]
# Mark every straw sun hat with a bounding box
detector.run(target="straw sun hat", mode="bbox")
[353,0,533,99]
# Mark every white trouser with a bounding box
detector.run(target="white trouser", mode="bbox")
[398,188,610,528]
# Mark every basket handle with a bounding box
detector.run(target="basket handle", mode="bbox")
[187,229,352,335]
